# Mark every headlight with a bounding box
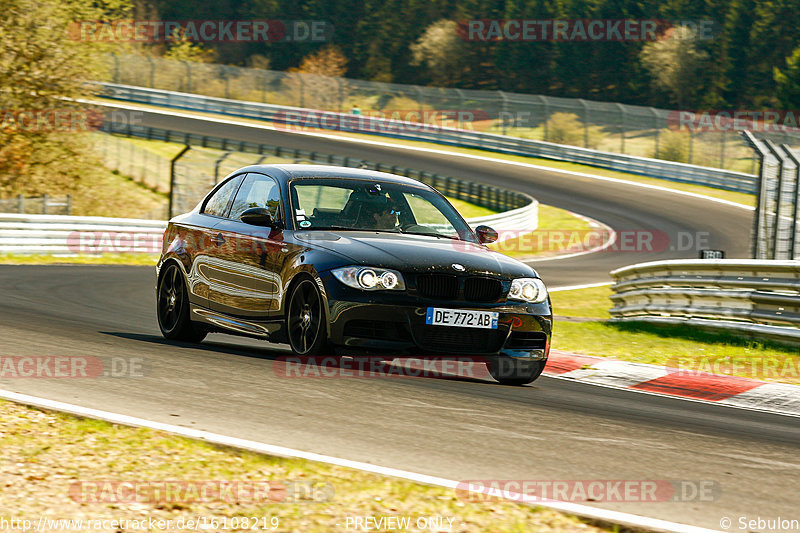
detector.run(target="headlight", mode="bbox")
[508,278,548,303]
[332,266,406,291]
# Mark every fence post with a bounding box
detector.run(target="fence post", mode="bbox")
[537,95,549,141]
[145,56,155,88]
[66,195,72,216]
[214,151,234,183]
[224,66,230,99]
[414,86,424,117]
[616,103,625,153]
[651,107,660,159]
[578,99,589,148]
[169,146,191,219]
[295,72,306,107]
[182,60,192,93]
[112,53,120,83]
[42,194,48,215]
[17,194,23,214]
[456,89,465,130]
[498,91,509,135]
[720,131,726,169]
[261,71,267,103]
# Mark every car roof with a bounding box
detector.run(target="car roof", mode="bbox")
[230,164,431,188]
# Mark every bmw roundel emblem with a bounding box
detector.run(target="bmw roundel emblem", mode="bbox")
[452,263,465,271]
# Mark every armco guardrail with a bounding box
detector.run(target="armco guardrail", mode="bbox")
[0,200,535,255]
[610,259,800,342]
[0,214,166,255]
[98,83,758,194]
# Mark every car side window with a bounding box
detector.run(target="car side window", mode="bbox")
[203,175,244,217]
[229,173,282,222]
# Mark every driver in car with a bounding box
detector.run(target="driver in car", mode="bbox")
[358,199,400,230]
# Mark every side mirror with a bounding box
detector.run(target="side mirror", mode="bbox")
[475,225,498,244]
[241,207,281,228]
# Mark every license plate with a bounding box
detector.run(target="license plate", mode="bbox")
[425,308,499,329]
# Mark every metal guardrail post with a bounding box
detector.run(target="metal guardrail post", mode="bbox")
[763,139,786,260]
[781,144,800,259]
[741,131,767,259]
[168,146,191,219]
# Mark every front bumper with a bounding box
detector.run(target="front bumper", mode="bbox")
[322,273,552,360]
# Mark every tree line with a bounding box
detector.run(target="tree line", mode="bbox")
[145,0,800,111]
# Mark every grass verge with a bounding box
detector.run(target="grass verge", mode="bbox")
[489,205,597,259]
[551,285,800,385]
[0,254,159,266]
[0,400,610,532]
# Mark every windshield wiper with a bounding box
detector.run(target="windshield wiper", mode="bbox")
[400,231,462,241]
[303,225,401,233]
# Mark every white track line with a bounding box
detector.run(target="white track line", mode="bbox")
[550,282,614,292]
[89,99,754,212]
[0,389,719,533]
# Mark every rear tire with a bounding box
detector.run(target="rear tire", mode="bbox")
[488,357,545,385]
[157,263,207,342]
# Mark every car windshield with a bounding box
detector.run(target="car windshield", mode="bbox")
[289,178,477,242]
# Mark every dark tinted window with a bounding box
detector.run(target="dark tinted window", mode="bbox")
[203,175,243,217]
[229,173,282,221]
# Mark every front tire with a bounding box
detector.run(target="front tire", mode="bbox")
[157,263,207,342]
[488,357,545,386]
[286,278,329,356]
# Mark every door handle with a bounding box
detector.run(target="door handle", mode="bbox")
[211,233,226,246]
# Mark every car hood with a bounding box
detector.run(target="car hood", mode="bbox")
[293,231,538,279]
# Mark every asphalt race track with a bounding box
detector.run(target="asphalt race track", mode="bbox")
[2,109,795,530]
[1,266,799,530]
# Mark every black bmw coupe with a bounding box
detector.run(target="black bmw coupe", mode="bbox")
[156,164,552,385]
